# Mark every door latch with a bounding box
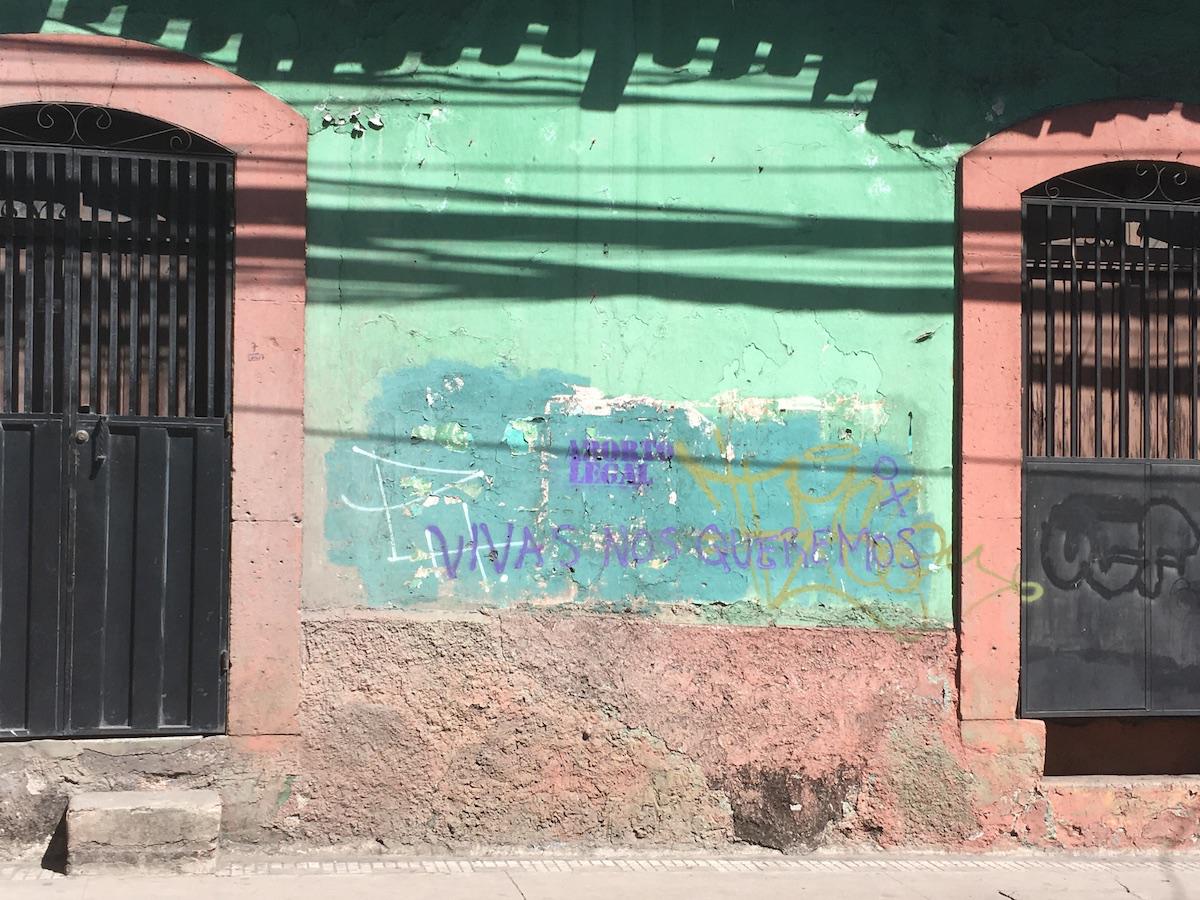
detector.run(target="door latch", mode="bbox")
[92,416,109,466]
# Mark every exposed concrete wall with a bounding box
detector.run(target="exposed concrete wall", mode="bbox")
[293,613,960,849]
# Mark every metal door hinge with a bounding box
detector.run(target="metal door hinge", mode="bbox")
[224,413,232,436]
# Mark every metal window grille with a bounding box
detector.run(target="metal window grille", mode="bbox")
[1023,161,1200,460]
[0,105,233,420]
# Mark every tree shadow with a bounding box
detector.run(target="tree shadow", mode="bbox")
[12,0,1198,147]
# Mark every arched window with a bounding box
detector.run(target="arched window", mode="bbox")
[1023,160,1200,460]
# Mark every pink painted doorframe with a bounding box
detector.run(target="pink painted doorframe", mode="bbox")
[0,33,307,736]
[958,100,1200,742]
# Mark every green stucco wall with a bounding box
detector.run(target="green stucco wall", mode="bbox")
[16,0,1200,628]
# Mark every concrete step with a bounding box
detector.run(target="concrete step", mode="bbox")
[66,789,221,875]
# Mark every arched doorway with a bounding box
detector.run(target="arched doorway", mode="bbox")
[1020,159,1200,716]
[0,35,307,741]
[959,101,1200,752]
[0,102,234,737]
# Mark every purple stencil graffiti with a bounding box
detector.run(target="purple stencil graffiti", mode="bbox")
[567,438,674,488]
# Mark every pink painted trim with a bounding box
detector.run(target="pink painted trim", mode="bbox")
[959,100,1200,728]
[0,34,307,735]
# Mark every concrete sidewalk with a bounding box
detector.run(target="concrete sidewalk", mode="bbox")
[3,853,1200,899]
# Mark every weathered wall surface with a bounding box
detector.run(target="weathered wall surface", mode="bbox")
[326,362,943,627]
[6,614,1200,858]
[294,614,962,849]
[5,0,1200,856]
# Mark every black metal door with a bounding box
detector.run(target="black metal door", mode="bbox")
[0,106,234,738]
[1022,161,1200,716]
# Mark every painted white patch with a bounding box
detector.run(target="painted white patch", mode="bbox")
[864,151,879,169]
[549,385,714,433]
[713,391,777,420]
[668,491,677,505]
[868,177,892,197]
[541,123,558,143]
[777,395,826,413]
[422,496,440,507]
[500,574,509,583]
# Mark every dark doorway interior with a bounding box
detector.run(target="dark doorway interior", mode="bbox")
[1044,718,1200,776]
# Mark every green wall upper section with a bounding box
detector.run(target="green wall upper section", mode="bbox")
[10,0,1200,625]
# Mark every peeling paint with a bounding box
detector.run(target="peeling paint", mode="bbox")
[326,362,948,627]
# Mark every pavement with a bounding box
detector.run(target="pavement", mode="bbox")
[3,853,1200,898]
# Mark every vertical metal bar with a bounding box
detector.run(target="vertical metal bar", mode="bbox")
[3,151,14,413]
[205,161,216,419]
[21,154,34,414]
[129,157,140,416]
[1192,211,1198,459]
[186,161,196,418]
[22,153,34,414]
[64,152,79,419]
[1070,204,1080,456]
[1120,206,1129,457]
[167,161,179,417]
[59,150,80,733]
[108,156,119,414]
[89,156,99,414]
[42,153,54,414]
[1045,204,1055,456]
[1095,206,1103,457]
[1143,211,1152,458]
[1022,201,1029,455]
[147,160,160,416]
[223,162,233,420]
[1168,209,1176,458]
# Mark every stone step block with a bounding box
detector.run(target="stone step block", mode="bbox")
[66,789,221,875]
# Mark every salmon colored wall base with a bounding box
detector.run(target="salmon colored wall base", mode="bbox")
[0,34,308,736]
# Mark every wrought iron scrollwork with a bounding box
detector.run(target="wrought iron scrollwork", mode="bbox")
[0,103,228,156]
[1037,160,1200,205]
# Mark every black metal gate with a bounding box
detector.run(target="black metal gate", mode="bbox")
[1022,161,1200,716]
[0,105,233,738]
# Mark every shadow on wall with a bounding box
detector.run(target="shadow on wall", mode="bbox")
[11,0,1200,145]
[7,7,1196,316]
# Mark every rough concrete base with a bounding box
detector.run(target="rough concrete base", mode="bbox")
[5,611,1200,860]
[66,790,221,875]
[292,611,966,850]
